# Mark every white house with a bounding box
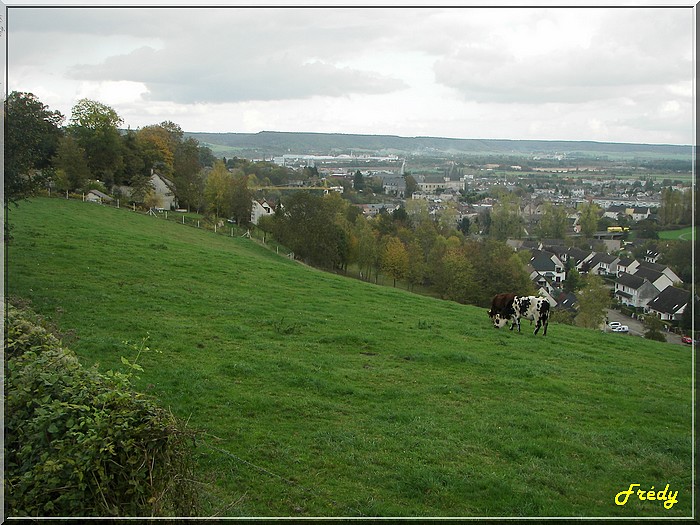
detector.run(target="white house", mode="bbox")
[251,199,276,225]
[614,273,659,309]
[150,173,178,210]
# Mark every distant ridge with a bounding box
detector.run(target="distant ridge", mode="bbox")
[184,130,692,160]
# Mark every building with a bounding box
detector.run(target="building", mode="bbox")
[251,199,276,225]
[645,286,690,321]
[614,273,659,309]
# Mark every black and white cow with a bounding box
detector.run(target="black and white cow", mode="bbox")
[492,295,550,336]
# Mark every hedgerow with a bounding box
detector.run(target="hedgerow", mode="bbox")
[4,302,200,517]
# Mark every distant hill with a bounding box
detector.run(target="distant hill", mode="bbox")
[185,130,693,161]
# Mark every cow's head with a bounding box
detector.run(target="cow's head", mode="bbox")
[492,313,509,329]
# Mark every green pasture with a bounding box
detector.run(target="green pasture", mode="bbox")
[5,198,693,518]
[658,226,694,241]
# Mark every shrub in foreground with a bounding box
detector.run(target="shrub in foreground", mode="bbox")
[4,303,200,517]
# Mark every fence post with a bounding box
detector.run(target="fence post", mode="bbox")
[165,211,168,220]
[117,199,120,209]
[183,215,185,225]
[197,220,200,228]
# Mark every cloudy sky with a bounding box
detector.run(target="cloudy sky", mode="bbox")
[4,1,696,145]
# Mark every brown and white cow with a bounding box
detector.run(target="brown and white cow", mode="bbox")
[492,295,550,336]
[488,293,517,320]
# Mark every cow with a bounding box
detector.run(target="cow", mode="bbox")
[492,295,550,336]
[488,293,517,320]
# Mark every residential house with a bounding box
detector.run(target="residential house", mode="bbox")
[627,206,652,222]
[553,290,578,312]
[85,189,114,204]
[150,173,178,210]
[643,248,661,264]
[645,286,690,322]
[636,260,682,285]
[603,204,627,220]
[614,273,659,309]
[631,266,673,293]
[567,247,595,270]
[583,253,620,277]
[613,257,640,277]
[529,249,566,284]
[251,199,276,225]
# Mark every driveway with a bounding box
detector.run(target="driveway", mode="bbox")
[605,309,684,345]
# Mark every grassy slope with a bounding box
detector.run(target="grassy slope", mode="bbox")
[6,198,693,518]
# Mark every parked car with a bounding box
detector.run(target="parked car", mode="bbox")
[681,336,694,345]
[608,321,622,329]
[611,325,629,333]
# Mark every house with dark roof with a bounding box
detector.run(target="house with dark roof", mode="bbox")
[632,266,673,293]
[644,248,661,264]
[529,249,566,284]
[583,253,619,277]
[567,247,595,269]
[614,273,659,309]
[646,286,690,321]
[636,260,682,284]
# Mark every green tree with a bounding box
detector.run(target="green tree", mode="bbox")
[575,274,610,329]
[381,237,409,287]
[489,193,523,240]
[68,98,124,186]
[404,174,418,197]
[353,170,365,191]
[537,202,568,239]
[273,191,347,269]
[51,135,91,192]
[643,314,666,342]
[4,91,64,206]
[578,201,601,238]
[230,174,253,226]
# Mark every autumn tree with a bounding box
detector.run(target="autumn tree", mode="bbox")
[381,237,409,287]
[204,160,234,219]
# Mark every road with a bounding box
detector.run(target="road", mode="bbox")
[605,309,684,345]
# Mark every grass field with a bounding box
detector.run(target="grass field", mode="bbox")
[5,198,694,518]
[658,226,695,241]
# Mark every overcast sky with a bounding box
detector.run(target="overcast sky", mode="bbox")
[4,2,696,145]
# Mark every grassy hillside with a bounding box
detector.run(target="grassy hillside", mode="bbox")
[5,198,693,518]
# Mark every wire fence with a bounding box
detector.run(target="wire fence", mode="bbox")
[43,190,295,260]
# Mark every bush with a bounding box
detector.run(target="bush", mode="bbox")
[5,303,200,517]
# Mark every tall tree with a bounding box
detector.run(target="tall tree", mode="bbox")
[51,135,91,192]
[68,98,124,187]
[381,237,409,287]
[489,193,523,240]
[203,160,233,219]
[537,202,568,239]
[575,274,610,329]
[230,174,253,226]
[4,91,64,205]
[578,201,601,238]
[173,137,205,211]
